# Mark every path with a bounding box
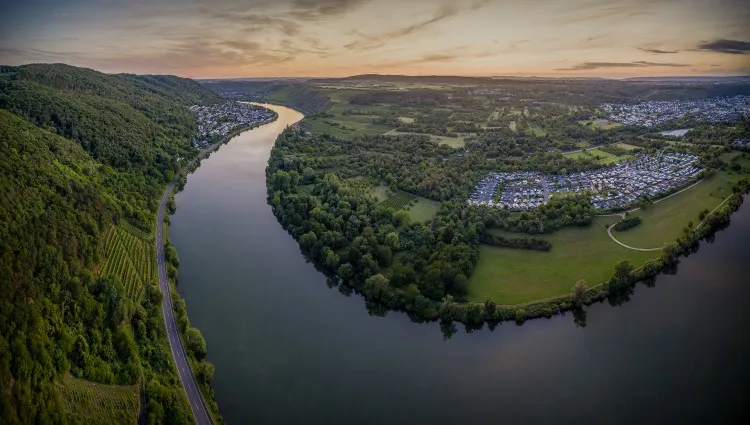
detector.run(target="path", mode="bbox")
[594,179,707,252]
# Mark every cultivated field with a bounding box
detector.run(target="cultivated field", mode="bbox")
[99,225,156,300]
[578,119,623,129]
[57,374,140,425]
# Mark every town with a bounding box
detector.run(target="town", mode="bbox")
[468,152,702,211]
[190,101,276,149]
[600,95,750,127]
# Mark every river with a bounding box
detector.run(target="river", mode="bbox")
[170,104,749,424]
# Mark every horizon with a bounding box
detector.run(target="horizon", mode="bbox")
[1,0,749,78]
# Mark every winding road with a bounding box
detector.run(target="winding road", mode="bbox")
[156,179,213,425]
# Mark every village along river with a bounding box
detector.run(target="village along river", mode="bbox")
[170,104,749,424]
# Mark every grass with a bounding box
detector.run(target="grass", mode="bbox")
[99,225,156,300]
[615,142,640,150]
[376,190,441,223]
[398,116,415,123]
[57,374,140,425]
[578,119,623,130]
[468,168,750,304]
[564,148,629,165]
[369,184,392,202]
[468,226,655,304]
[406,197,441,223]
[384,130,467,148]
[616,171,744,248]
[528,123,547,136]
[509,121,517,132]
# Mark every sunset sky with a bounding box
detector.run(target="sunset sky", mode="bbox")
[1,0,749,78]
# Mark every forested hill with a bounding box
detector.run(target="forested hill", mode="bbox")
[199,80,332,114]
[0,64,220,423]
[0,63,220,229]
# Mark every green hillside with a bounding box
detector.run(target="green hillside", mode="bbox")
[0,64,221,424]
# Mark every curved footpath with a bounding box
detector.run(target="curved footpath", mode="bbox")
[153,113,278,424]
[156,179,212,425]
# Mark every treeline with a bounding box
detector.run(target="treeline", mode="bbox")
[613,216,642,232]
[480,233,552,251]
[0,64,223,423]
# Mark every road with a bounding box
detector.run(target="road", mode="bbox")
[156,179,213,425]
[153,114,278,424]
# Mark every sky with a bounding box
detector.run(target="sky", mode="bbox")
[1,0,749,78]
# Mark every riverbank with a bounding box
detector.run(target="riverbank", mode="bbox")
[156,105,279,424]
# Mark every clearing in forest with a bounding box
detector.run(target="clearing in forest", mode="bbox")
[99,224,156,300]
[57,374,140,425]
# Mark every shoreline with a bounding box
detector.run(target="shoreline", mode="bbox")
[265,123,750,325]
[156,104,280,424]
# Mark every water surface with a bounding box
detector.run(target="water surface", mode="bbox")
[171,104,749,424]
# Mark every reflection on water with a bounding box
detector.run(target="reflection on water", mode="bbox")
[171,104,750,425]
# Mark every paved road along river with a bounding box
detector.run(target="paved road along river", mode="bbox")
[171,104,750,425]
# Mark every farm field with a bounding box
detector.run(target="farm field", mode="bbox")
[374,188,441,223]
[99,225,156,300]
[564,147,630,164]
[616,171,746,248]
[380,191,416,210]
[57,374,140,425]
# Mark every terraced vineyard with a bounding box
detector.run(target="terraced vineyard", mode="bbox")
[57,374,140,424]
[99,224,156,300]
[380,192,416,210]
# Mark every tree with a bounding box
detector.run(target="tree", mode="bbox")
[570,279,588,307]
[186,327,207,360]
[392,210,411,226]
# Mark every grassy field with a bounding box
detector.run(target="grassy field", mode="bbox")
[578,119,623,129]
[616,171,744,248]
[528,123,548,136]
[468,225,656,304]
[375,189,441,223]
[398,116,415,123]
[57,374,140,425]
[384,130,467,148]
[468,168,749,304]
[616,142,641,150]
[407,197,441,223]
[369,184,392,202]
[564,148,629,164]
[509,121,517,132]
[99,225,156,300]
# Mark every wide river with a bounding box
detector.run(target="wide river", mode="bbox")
[171,104,749,424]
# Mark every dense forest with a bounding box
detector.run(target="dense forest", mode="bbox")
[0,64,220,423]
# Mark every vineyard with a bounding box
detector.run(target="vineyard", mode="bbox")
[99,224,156,300]
[57,374,140,424]
[380,192,416,210]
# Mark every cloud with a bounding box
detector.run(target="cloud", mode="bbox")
[343,3,464,50]
[696,39,750,54]
[290,0,371,21]
[639,48,679,54]
[556,61,689,70]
